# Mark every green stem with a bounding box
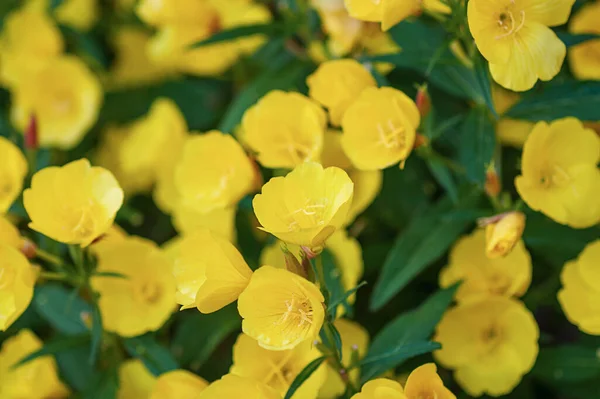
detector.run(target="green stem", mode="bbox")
[35,248,64,267]
[68,245,86,279]
[314,255,326,288]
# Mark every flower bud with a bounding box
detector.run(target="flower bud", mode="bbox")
[480,211,526,259]
[485,165,501,197]
[25,115,38,150]
[415,84,431,118]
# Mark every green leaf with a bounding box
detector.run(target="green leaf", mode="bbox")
[326,282,367,315]
[458,106,496,186]
[472,55,497,118]
[505,80,600,121]
[533,345,600,383]
[190,23,287,48]
[88,300,103,365]
[320,321,343,361]
[56,345,96,392]
[34,284,92,335]
[82,367,119,399]
[284,356,328,399]
[424,154,459,203]
[362,285,458,381]
[322,250,352,318]
[556,31,600,47]
[124,334,179,376]
[14,334,90,368]
[59,25,108,69]
[370,192,480,310]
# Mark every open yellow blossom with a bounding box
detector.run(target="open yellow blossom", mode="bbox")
[91,237,176,337]
[515,118,600,228]
[0,216,21,249]
[242,91,327,169]
[117,360,156,399]
[434,297,539,397]
[344,0,450,31]
[231,333,327,398]
[0,137,27,213]
[483,211,526,259]
[28,0,99,31]
[341,87,420,171]
[468,0,575,91]
[0,329,69,398]
[440,229,531,302]
[238,266,325,350]
[319,319,369,399]
[402,363,455,399]
[198,374,281,399]
[311,0,364,56]
[253,162,354,250]
[172,205,237,243]
[568,1,600,80]
[11,56,103,149]
[307,59,376,126]
[0,243,35,331]
[351,379,405,399]
[0,7,63,87]
[171,229,252,313]
[492,85,534,148]
[136,0,218,26]
[558,239,600,335]
[151,370,208,399]
[24,159,124,247]
[175,131,255,213]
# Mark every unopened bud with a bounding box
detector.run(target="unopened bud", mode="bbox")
[478,211,526,259]
[21,238,37,259]
[25,115,38,150]
[281,244,305,278]
[485,166,501,197]
[413,133,429,150]
[415,85,431,118]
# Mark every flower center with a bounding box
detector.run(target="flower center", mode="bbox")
[287,199,328,232]
[481,324,503,346]
[137,281,162,304]
[415,392,436,399]
[540,165,572,189]
[72,210,96,239]
[377,120,406,150]
[488,273,511,295]
[496,4,526,40]
[276,295,314,328]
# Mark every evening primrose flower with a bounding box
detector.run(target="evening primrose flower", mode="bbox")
[28,0,99,31]
[253,162,354,250]
[515,118,600,228]
[11,56,103,149]
[344,0,450,31]
[198,374,281,399]
[0,243,35,331]
[434,297,539,397]
[24,159,124,247]
[0,329,69,398]
[341,87,420,171]
[0,137,27,213]
[172,205,237,243]
[242,91,327,169]
[91,237,176,337]
[350,379,405,399]
[238,266,325,350]
[117,360,156,399]
[568,1,600,81]
[440,229,531,302]
[307,59,376,126]
[558,240,600,335]
[468,0,576,91]
[401,363,456,399]
[311,0,364,56]
[231,333,327,398]
[174,131,256,213]
[481,211,526,259]
[151,370,208,399]
[171,229,252,313]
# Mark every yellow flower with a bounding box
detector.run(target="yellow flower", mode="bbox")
[402,363,455,399]
[172,205,237,243]
[344,0,450,31]
[253,162,354,250]
[341,87,420,171]
[231,333,327,398]
[558,239,600,335]
[350,378,405,399]
[311,0,364,57]
[0,7,63,87]
[91,237,176,337]
[136,0,218,27]
[0,137,27,213]
[151,370,208,399]
[491,85,534,148]
[483,211,526,259]
[515,117,600,228]
[117,359,156,399]
[0,243,35,331]
[440,229,531,302]
[307,59,376,126]
[29,0,99,31]
[360,25,401,75]
[24,159,124,247]
[242,91,327,169]
[174,131,255,213]
[0,329,69,398]
[434,297,539,397]
[568,1,600,80]
[11,56,103,149]
[0,216,22,249]
[198,374,281,399]
[238,266,325,350]
[319,319,369,399]
[468,0,575,91]
[170,229,252,313]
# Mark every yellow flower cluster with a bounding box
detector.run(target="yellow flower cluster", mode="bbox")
[344,0,450,31]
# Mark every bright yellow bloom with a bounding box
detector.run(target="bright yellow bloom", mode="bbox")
[558,239,600,335]
[434,297,539,397]
[360,24,401,75]
[341,87,420,171]
[0,7,63,87]
[242,91,327,169]
[568,1,600,80]
[136,0,219,27]
[402,363,455,399]
[117,359,156,399]
[171,229,252,313]
[172,205,237,243]
[253,162,354,250]
[344,0,450,31]
[350,379,405,399]
[483,211,526,259]
[0,243,35,331]
[11,56,103,149]
[0,329,69,398]
[198,374,281,399]
[0,216,21,249]
[515,118,600,228]
[311,0,364,56]
[440,229,531,302]
[0,137,27,213]
[28,0,99,31]
[91,237,176,337]
[174,131,255,213]
[238,266,325,350]
[24,159,124,247]
[468,0,575,91]
[307,59,376,126]
[151,370,208,399]
[231,333,327,398]
[319,319,369,399]
[492,85,534,148]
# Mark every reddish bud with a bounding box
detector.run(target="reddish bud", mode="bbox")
[21,238,37,259]
[485,167,501,197]
[415,85,431,118]
[413,133,429,149]
[25,115,38,150]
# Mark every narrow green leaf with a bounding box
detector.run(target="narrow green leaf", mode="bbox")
[89,300,103,365]
[82,367,119,399]
[124,334,179,376]
[472,55,497,117]
[458,106,496,186]
[189,23,287,48]
[533,345,600,383]
[93,271,128,279]
[424,155,459,203]
[56,345,96,392]
[320,321,343,361]
[14,334,90,368]
[326,282,367,316]
[34,284,92,335]
[322,250,352,318]
[556,31,600,47]
[284,356,328,399]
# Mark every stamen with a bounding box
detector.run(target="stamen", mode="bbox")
[495,10,526,40]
